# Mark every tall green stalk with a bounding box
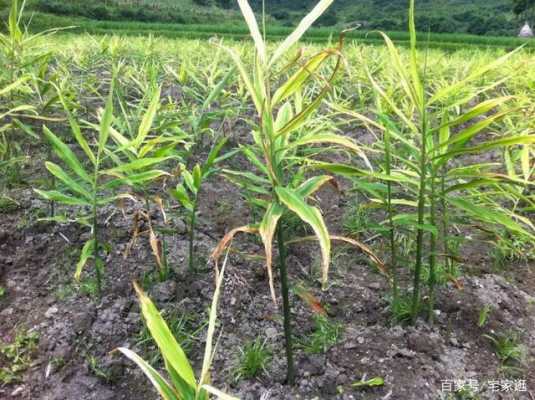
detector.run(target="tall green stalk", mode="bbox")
[276,220,295,386]
[427,170,437,323]
[380,113,398,304]
[440,168,450,274]
[411,115,427,323]
[188,196,198,272]
[92,138,103,296]
[411,26,430,325]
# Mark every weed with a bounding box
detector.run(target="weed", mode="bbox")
[87,354,112,382]
[389,293,413,325]
[50,355,65,370]
[302,315,343,354]
[0,329,39,385]
[0,197,19,214]
[492,233,535,269]
[78,278,100,299]
[54,283,76,301]
[484,331,526,376]
[478,305,492,328]
[234,338,272,381]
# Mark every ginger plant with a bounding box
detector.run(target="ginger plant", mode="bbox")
[171,137,234,272]
[324,0,535,324]
[36,79,170,295]
[117,253,238,400]
[210,0,377,385]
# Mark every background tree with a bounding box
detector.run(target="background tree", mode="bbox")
[512,0,535,22]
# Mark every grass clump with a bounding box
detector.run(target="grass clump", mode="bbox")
[234,338,272,381]
[302,315,343,354]
[484,331,526,376]
[0,329,39,385]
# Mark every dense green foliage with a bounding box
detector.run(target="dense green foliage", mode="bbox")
[513,0,535,18]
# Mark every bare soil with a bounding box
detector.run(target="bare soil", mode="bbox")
[0,144,534,400]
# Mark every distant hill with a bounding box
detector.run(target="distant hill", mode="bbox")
[11,0,523,36]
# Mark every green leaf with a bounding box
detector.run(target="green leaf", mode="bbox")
[45,162,92,200]
[429,48,521,105]
[75,239,95,281]
[311,162,414,184]
[133,282,197,393]
[392,214,438,235]
[205,137,229,171]
[239,146,270,178]
[353,377,385,388]
[34,189,91,206]
[269,0,335,67]
[43,126,92,183]
[444,97,512,129]
[272,51,330,106]
[438,112,450,156]
[193,164,202,191]
[289,133,372,170]
[448,197,534,238]
[116,348,179,400]
[105,170,170,189]
[441,135,535,160]
[521,145,531,181]
[296,175,333,198]
[170,184,193,211]
[222,169,271,187]
[504,148,518,181]
[132,87,161,149]
[408,0,423,109]
[274,102,294,133]
[0,76,30,97]
[276,86,328,138]
[378,31,421,111]
[219,45,262,114]
[182,170,197,195]
[434,111,508,153]
[203,68,235,109]
[275,187,331,288]
[58,90,96,165]
[202,385,240,400]
[98,89,114,154]
[236,0,266,64]
[104,157,170,174]
[12,118,39,139]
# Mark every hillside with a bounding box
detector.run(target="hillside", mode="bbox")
[6,0,523,36]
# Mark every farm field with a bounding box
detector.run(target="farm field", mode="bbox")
[0,1,534,399]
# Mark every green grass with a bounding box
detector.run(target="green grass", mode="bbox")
[0,329,39,385]
[484,331,526,376]
[301,315,343,354]
[234,339,272,380]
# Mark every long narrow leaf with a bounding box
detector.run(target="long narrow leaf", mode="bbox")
[275,187,331,289]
